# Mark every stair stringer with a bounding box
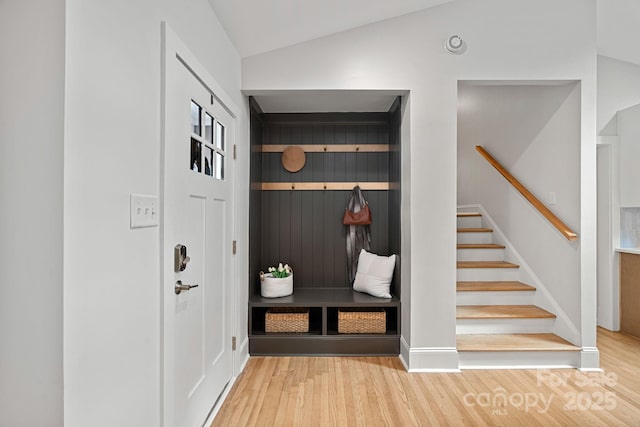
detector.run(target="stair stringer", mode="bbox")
[458,204,581,346]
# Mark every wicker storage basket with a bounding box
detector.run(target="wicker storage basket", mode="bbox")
[338,308,386,334]
[265,307,309,333]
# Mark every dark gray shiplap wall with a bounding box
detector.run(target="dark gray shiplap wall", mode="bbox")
[249,107,401,295]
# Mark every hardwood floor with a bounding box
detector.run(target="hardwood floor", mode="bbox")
[212,328,640,426]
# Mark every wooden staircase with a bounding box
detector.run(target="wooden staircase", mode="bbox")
[456,210,580,368]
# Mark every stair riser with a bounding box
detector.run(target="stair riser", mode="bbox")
[457,232,493,244]
[457,248,505,262]
[456,268,520,281]
[458,351,580,369]
[456,318,554,334]
[457,216,482,228]
[456,291,535,306]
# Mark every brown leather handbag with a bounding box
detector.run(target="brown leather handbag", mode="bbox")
[343,203,371,225]
[343,186,372,225]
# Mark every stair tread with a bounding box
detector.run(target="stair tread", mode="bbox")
[457,244,505,249]
[457,212,482,217]
[457,333,580,351]
[457,281,536,292]
[457,305,556,319]
[457,227,492,233]
[457,261,519,269]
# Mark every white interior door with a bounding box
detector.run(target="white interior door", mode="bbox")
[163,35,235,426]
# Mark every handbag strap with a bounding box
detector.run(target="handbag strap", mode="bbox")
[346,186,367,213]
[345,186,371,283]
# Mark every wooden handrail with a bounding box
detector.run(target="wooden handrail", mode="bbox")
[475,145,578,241]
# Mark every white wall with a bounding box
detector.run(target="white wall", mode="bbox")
[458,83,582,331]
[0,1,65,426]
[243,0,598,369]
[618,104,640,207]
[64,1,246,426]
[596,55,640,330]
[597,0,640,67]
[597,56,640,135]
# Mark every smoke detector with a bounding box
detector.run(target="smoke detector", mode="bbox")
[445,35,466,55]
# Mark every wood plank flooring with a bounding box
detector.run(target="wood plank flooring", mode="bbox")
[212,328,640,426]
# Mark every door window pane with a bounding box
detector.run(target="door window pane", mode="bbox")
[204,113,213,143]
[204,147,213,176]
[190,138,202,172]
[191,101,201,135]
[215,153,224,180]
[215,121,225,150]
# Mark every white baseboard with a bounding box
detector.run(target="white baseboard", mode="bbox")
[399,336,411,371]
[203,337,250,426]
[202,375,237,427]
[405,346,460,372]
[235,336,250,376]
[400,336,460,372]
[579,347,601,371]
[458,350,580,369]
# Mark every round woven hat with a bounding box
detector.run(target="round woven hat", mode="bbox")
[281,145,306,173]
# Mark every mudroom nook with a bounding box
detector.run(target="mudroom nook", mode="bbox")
[248,95,402,355]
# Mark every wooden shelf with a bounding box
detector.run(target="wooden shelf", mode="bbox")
[250,288,400,307]
[259,144,391,153]
[259,182,392,191]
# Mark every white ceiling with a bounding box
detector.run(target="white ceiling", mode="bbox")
[207,0,454,58]
[249,90,403,113]
[209,0,639,113]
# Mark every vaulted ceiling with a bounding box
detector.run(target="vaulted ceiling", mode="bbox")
[209,0,640,66]
[207,0,454,58]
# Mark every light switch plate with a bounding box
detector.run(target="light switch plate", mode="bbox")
[130,194,159,228]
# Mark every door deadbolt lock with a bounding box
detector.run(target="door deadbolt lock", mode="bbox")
[175,280,199,295]
[174,244,190,272]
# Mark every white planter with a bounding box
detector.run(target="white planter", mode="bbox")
[260,272,293,298]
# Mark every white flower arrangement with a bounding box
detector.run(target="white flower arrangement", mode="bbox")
[267,262,292,279]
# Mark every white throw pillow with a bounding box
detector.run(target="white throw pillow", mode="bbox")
[353,249,396,298]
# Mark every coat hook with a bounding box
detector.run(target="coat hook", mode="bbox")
[323,145,327,152]
[356,145,360,152]
[291,183,295,190]
[323,183,327,190]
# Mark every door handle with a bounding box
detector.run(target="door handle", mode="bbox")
[174,244,190,272]
[175,280,199,295]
